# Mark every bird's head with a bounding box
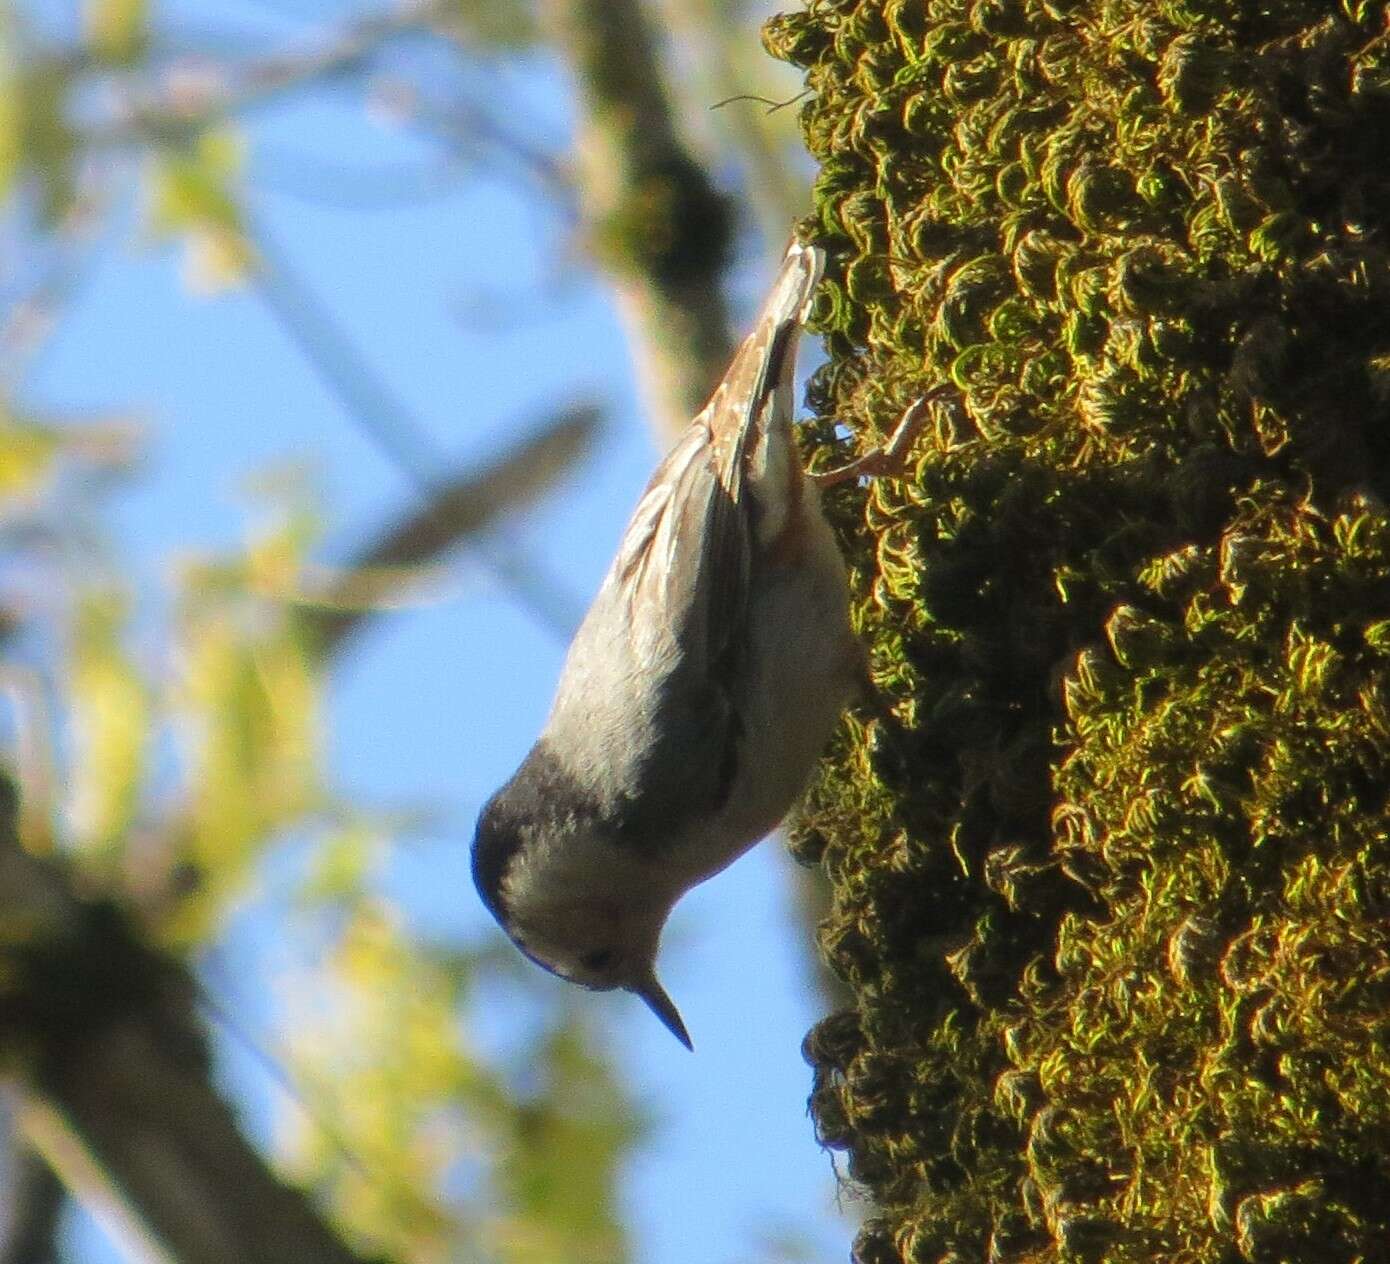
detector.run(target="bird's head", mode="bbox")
[472,783,692,1049]
[503,894,691,1049]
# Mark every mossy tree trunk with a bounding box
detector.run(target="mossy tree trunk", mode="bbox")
[765,2,1390,1261]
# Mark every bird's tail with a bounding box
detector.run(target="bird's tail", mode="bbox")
[699,238,825,440]
[695,238,826,548]
[758,237,826,332]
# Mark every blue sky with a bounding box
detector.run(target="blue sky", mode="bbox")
[18,2,856,1261]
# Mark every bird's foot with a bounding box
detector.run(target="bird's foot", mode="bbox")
[811,385,958,489]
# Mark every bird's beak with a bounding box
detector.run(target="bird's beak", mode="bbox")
[633,973,692,1050]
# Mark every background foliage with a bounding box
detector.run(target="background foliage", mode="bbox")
[0,1,842,1261]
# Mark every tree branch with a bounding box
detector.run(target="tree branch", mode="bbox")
[539,0,737,440]
[83,0,454,149]
[0,1139,64,1264]
[0,783,376,1264]
[247,213,585,642]
[295,403,600,659]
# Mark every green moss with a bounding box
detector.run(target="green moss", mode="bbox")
[769,1,1390,1259]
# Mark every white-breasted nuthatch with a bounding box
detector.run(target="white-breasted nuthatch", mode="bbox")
[471,239,940,1047]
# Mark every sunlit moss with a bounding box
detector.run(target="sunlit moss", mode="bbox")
[770,0,1390,1258]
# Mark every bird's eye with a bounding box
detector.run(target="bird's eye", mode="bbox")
[580,948,616,973]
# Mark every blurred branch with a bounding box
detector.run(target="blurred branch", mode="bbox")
[539,0,737,440]
[0,784,374,1264]
[83,0,455,148]
[400,84,576,209]
[0,1142,63,1264]
[650,0,808,240]
[250,75,573,213]
[296,403,600,658]
[0,193,113,392]
[247,213,584,642]
[251,147,473,210]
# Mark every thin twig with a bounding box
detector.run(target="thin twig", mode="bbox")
[404,89,576,209]
[83,0,454,148]
[708,89,811,115]
[246,211,584,642]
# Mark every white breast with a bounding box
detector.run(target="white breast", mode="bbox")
[677,484,858,881]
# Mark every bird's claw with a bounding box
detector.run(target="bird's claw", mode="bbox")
[811,385,958,489]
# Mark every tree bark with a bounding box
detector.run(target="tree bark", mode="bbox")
[541,0,737,440]
[0,1139,64,1264]
[768,1,1390,1259]
[0,786,374,1264]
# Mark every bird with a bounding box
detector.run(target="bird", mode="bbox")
[471,239,942,1048]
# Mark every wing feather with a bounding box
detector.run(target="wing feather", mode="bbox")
[547,242,824,844]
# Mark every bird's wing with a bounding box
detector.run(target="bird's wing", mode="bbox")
[618,239,824,673]
[604,242,824,835]
[591,417,747,842]
[547,242,824,841]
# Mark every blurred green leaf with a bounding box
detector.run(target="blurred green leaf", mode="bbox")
[281,899,641,1264]
[284,904,473,1263]
[0,9,18,204]
[488,1023,641,1264]
[9,56,79,225]
[145,127,255,291]
[0,411,61,498]
[84,0,147,64]
[65,591,150,862]
[301,824,379,904]
[442,0,537,48]
[168,514,323,939]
